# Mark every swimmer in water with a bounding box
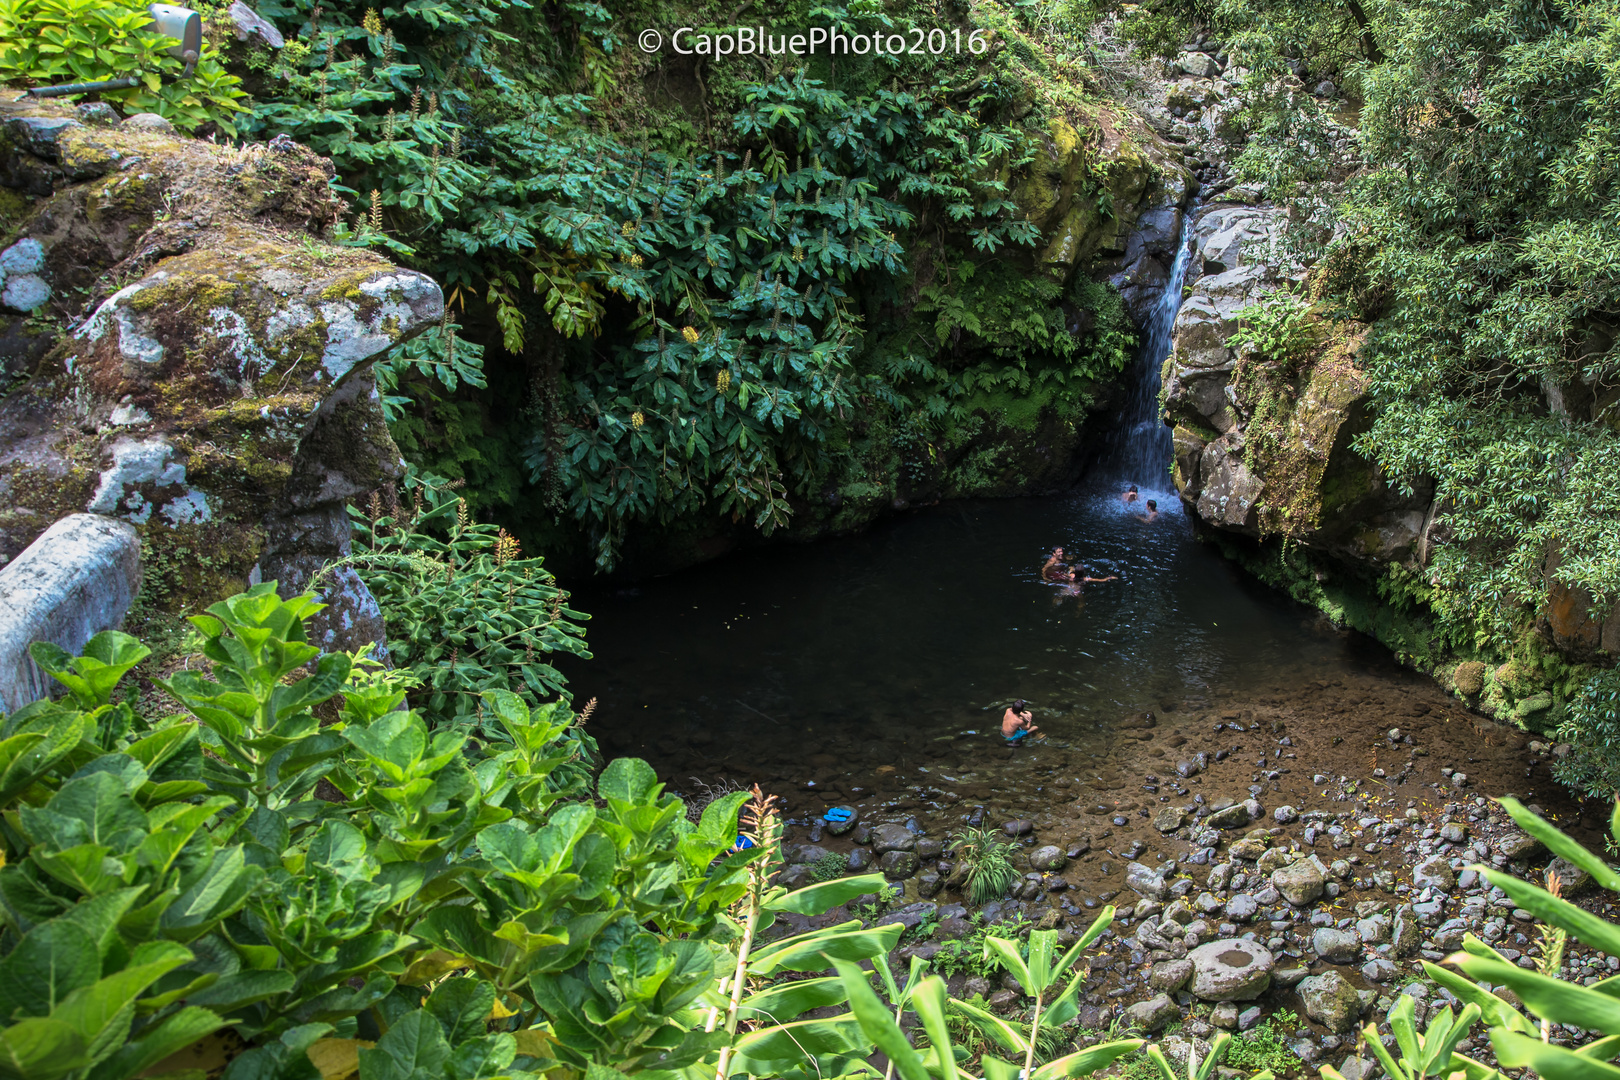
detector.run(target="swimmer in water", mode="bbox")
[1122,484,1139,504]
[1135,499,1159,523]
[1002,699,1042,743]
[1041,546,1072,582]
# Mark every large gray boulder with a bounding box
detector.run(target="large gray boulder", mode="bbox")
[1298,970,1362,1033]
[0,514,140,711]
[1186,938,1274,1001]
[1125,993,1182,1033]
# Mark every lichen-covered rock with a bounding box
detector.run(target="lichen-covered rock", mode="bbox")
[1298,970,1362,1033]
[0,95,441,654]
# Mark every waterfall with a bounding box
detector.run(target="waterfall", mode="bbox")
[1103,207,1198,486]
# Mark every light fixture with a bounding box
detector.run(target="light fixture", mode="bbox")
[25,4,202,98]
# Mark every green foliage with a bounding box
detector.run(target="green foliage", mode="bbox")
[0,0,246,132]
[1228,295,1319,374]
[3,590,760,1080]
[811,851,849,883]
[1554,667,1620,797]
[1222,1009,1300,1075]
[929,914,1038,981]
[950,826,1021,905]
[233,0,1137,569]
[335,469,592,737]
[1320,0,1620,676]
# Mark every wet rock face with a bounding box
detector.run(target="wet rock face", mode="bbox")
[0,94,441,653]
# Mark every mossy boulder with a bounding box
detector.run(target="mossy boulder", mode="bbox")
[0,95,442,652]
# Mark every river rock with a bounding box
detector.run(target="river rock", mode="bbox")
[1547,857,1594,896]
[917,871,942,898]
[1312,927,1361,963]
[825,806,858,835]
[1125,993,1181,1032]
[1149,959,1194,992]
[1030,845,1067,871]
[1273,805,1299,824]
[1230,833,1270,860]
[1207,803,1253,829]
[1391,907,1421,957]
[1273,859,1325,905]
[1412,855,1455,892]
[879,850,919,880]
[1357,914,1391,944]
[873,823,917,854]
[1225,893,1258,922]
[1127,861,1168,900]
[1154,806,1187,832]
[0,514,140,711]
[1298,970,1362,1033]
[1003,819,1034,836]
[1187,938,1274,1000]
[1496,832,1543,861]
[847,848,873,872]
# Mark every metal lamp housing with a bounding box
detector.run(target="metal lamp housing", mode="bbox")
[146,3,202,62]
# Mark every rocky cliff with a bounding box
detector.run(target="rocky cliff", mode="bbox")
[1159,194,1618,727]
[0,93,442,657]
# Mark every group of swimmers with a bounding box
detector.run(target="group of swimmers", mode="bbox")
[1122,484,1159,522]
[1004,485,1164,743]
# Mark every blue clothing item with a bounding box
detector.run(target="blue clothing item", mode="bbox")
[734,834,756,849]
[824,807,853,822]
[1005,729,1029,744]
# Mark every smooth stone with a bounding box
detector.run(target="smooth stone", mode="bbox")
[879,850,919,880]
[873,823,917,855]
[1030,845,1067,872]
[1413,855,1456,893]
[1313,927,1362,963]
[1186,938,1274,1001]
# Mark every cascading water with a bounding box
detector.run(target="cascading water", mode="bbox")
[1102,205,1198,486]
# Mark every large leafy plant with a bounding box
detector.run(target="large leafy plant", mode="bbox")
[0,586,759,1080]
[0,0,246,132]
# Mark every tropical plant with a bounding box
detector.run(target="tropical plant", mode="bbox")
[334,468,592,736]
[1147,1030,1275,1080]
[0,0,246,132]
[835,908,1144,1080]
[1228,294,1319,374]
[950,826,1021,905]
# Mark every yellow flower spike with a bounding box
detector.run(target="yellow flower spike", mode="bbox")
[631,411,645,429]
[716,370,731,393]
[681,325,700,344]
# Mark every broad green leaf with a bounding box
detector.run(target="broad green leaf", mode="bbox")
[0,1017,90,1080]
[831,958,925,1080]
[766,874,887,917]
[1493,1028,1620,1080]
[1477,867,1620,957]
[0,920,100,1021]
[982,935,1033,995]
[1034,1039,1143,1079]
[1452,954,1620,1034]
[1421,961,1538,1037]
[748,921,903,975]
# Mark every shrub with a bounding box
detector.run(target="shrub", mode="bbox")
[0,0,246,132]
[0,585,756,1078]
[810,851,848,883]
[334,468,592,742]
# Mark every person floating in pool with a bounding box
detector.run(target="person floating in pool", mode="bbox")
[1002,700,1043,744]
[1122,484,1139,504]
[1135,499,1159,523]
